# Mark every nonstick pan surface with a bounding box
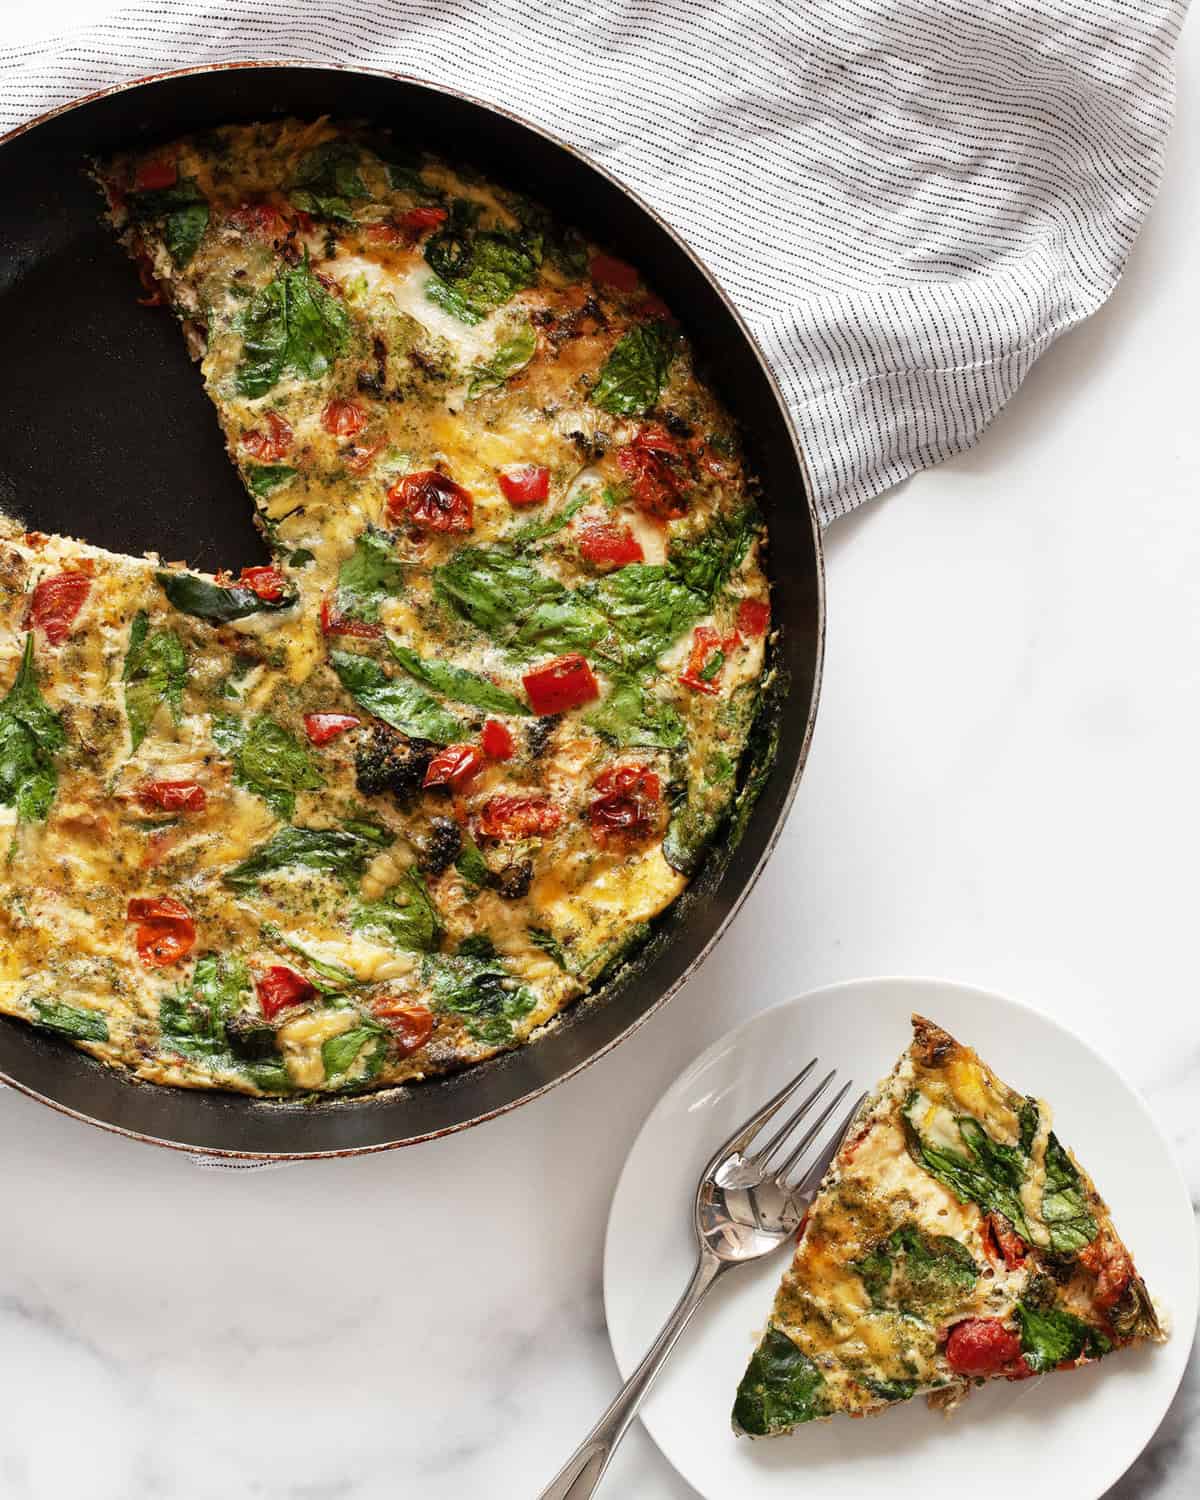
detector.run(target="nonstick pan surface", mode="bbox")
[0,64,823,1156]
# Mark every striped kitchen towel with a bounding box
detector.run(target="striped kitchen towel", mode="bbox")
[0,0,1188,525]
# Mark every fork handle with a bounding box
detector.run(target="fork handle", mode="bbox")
[536,1249,726,1499]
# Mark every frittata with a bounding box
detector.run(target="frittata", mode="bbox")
[0,120,772,1098]
[733,1016,1163,1434]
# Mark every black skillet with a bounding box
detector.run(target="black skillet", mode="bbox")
[0,64,824,1157]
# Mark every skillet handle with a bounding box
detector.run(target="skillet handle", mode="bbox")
[536,1249,725,1499]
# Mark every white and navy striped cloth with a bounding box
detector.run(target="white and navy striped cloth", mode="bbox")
[0,0,1187,520]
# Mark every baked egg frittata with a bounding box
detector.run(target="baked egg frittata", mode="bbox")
[0,120,773,1098]
[734,1016,1163,1435]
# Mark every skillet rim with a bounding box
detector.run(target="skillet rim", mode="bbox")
[0,60,825,1157]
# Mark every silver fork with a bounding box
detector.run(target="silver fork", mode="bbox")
[537,1059,863,1500]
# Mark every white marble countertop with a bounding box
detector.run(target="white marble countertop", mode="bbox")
[2,9,1198,1500]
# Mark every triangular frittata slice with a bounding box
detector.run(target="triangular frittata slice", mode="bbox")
[733,1014,1163,1435]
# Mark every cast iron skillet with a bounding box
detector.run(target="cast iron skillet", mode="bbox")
[0,64,823,1157]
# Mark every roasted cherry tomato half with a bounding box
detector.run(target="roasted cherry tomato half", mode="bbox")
[387,470,474,532]
[127,895,196,968]
[589,252,640,292]
[228,199,290,239]
[343,442,383,474]
[576,517,643,569]
[736,597,770,638]
[615,431,688,521]
[136,780,207,813]
[497,464,550,507]
[373,999,436,1055]
[400,206,448,234]
[320,598,382,639]
[237,566,286,603]
[679,625,739,695]
[481,719,515,760]
[522,653,599,715]
[982,1212,1029,1271]
[588,763,663,847]
[321,398,367,436]
[943,1319,1026,1377]
[240,411,293,462]
[477,795,563,841]
[255,965,316,1021]
[422,744,485,792]
[135,158,177,191]
[28,571,91,644]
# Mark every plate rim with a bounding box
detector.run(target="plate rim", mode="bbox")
[603,974,1199,1500]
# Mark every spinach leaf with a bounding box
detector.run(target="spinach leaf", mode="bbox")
[1042,1133,1099,1253]
[424,952,536,1044]
[213,714,324,820]
[261,922,358,993]
[498,190,588,277]
[1016,1300,1112,1373]
[352,869,443,952]
[288,142,368,223]
[667,505,760,601]
[510,594,607,658]
[662,795,721,877]
[330,650,460,743]
[457,934,497,961]
[902,1095,1032,1240]
[126,176,209,267]
[584,677,685,749]
[31,1000,108,1043]
[432,546,563,638]
[509,491,587,549]
[455,832,493,890]
[0,634,65,822]
[424,227,538,322]
[467,318,536,398]
[732,1327,826,1436]
[245,464,298,497]
[862,1378,919,1403]
[224,821,393,891]
[591,322,676,416]
[585,564,705,670]
[388,642,530,716]
[322,1023,388,1083]
[335,527,405,625]
[156,570,295,622]
[159,953,252,1061]
[122,611,187,752]
[851,1224,977,1318]
[527,927,568,969]
[235,253,352,399]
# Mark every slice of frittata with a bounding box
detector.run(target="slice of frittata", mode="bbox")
[733,1015,1163,1435]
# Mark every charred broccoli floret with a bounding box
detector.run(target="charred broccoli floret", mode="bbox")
[355,725,435,803]
[420,816,462,876]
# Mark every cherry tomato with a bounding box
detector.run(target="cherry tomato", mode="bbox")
[136,780,207,813]
[423,744,485,791]
[477,795,563,840]
[321,398,367,436]
[228,200,290,239]
[497,464,550,507]
[576,517,643,569]
[400,206,448,234]
[373,999,435,1055]
[588,763,662,848]
[28,571,91,644]
[982,1212,1028,1271]
[636,293,674,321]
[343,442,382,474]
[255,965,315,1021]
[943,1319,1025,1377]
[237,566,286,603]
[736,598,770,637]
[127,895,195,968]
[481,719,515,759]
[680,625,739,695]
[240,411,293,461]
[590,253,640,292]
[522,654,599,715]
[1078,1236,1134,1311]
[135,158,177,191]
[304,712,361,746]
[615,433,688,520]
[387,470,474,532]
[320,598,382,639]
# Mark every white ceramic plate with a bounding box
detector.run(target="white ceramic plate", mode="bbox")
[604,977,1197,1500]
